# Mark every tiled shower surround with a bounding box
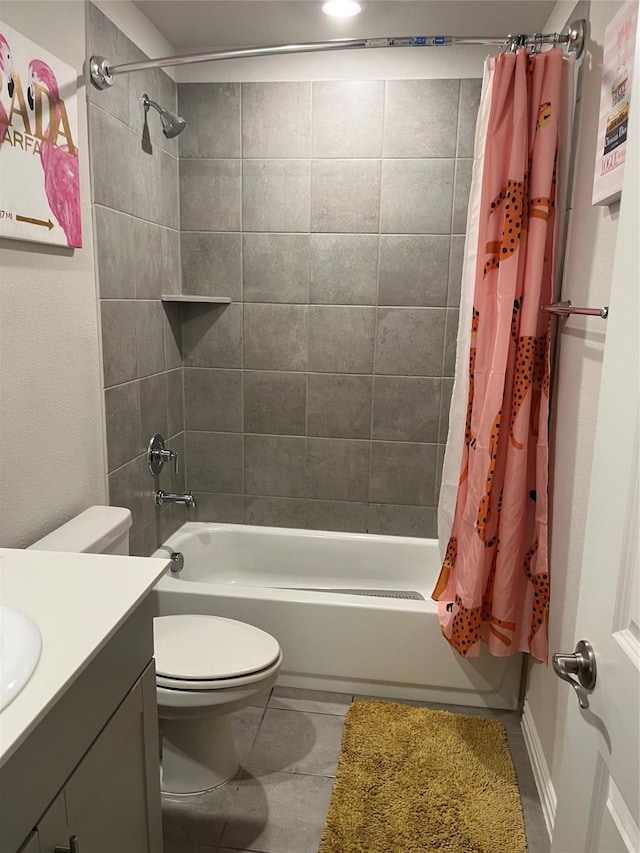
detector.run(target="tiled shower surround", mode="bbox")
[88,4,186,556]
[178,78,480,537]
[89,4,480,546]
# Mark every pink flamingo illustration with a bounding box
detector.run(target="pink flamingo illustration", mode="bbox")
[28,59,82,247]
[0,34,14,148]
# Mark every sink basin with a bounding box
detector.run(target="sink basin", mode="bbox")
[0,605,42,711]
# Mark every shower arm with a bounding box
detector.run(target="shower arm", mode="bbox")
[90,20,586,89]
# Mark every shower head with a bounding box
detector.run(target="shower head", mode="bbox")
[142,93,187,139]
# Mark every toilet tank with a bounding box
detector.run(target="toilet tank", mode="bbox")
[29,506,133,555]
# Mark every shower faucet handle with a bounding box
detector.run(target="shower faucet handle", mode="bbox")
[148,433,178,476]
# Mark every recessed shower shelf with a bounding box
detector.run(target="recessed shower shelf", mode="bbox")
[161,295,232,304]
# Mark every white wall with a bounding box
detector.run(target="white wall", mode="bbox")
[0,0,177,548]
[0,1,106,547]
[525,0,623,805]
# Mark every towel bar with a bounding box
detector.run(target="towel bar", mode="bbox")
[541,300,609,319]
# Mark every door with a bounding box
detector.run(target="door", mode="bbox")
[551,25,640,853]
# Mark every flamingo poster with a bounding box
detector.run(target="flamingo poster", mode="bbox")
[0,21,82,248]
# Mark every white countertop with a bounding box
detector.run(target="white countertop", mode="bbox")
[0,548,169,767]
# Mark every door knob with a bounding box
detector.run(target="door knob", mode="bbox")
[552,639,596,709]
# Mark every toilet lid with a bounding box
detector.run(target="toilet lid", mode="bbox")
[153,615,281,680]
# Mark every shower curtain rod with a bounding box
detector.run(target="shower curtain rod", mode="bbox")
[89,18,586,89]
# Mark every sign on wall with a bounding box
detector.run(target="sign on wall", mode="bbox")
[0,21,82,248]
[592,1,638,206]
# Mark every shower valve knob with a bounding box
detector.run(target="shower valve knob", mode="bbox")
[148,434,178,475]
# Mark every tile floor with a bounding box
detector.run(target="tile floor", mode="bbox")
[161,686,550,853]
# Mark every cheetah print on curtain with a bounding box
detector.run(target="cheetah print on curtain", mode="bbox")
[432,48,563,663]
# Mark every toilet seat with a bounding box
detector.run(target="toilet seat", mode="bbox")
[154,614,281,688]
[156,651,283,691]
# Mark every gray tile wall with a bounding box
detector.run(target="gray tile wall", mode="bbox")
[177,77,481,537]
[87,3,185,555]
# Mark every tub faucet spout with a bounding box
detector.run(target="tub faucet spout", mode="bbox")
[155,490,196,509]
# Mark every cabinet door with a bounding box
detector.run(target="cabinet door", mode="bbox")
[62,665,162,853]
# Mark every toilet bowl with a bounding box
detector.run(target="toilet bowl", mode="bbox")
[154,614,282,792]
[29,506,283,794]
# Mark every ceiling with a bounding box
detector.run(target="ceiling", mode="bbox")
[132,0,557,52]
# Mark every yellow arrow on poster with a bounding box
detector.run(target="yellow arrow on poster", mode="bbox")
[16,215,54,231]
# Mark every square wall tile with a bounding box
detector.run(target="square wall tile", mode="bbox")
[244,496,307,528]
[108,456,145,536]
[184,368,242,432]
[180,159,241,231]
[244,304,308,371]
[378,235,449,307]
[242,82,311,158]
[367,504,437,538]
[448,235,466,307]
[87,3,139,127]
[163,305,183,370]
[380,159,454,234]
[133,219,164,299]
[444,309,459,376]
[310,234,378,305]
[135,301,165,377]
[167,368,184,437]
[306,438,370,502]
[311,160,381,233]
[178,83,241,158]
[372,376,441,442]
[105,382,142,472]
[162,227,181,294]
[375,307,446,376]
[89,106,134,215]
[369,441,437,506]
[140,372,168,444]
[159,150,180,231]
[453,159,473,233]
[180,232,242,300]
[243,234,309,303]
[308,306,375,374]
[384,79,460,158]
[312,80,384,158]
[95,206,134,299]
[243,160,310,232]
[101,300,137,388]
[458,79,482,158]
[182,303,242,368]
[244,371,307,435]
[186,431,243,493]
[306,500,367,533]
[193,492,245,523]
[244,435,307,498]
[307,374,372,439]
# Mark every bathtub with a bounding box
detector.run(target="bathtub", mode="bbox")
[153,523,522,709]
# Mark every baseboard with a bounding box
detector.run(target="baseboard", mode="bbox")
[521,699,556,840]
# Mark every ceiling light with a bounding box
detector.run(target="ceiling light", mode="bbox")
[321,0,365,17]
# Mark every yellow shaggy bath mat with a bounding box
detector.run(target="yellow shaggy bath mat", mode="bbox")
[319,700,527,853]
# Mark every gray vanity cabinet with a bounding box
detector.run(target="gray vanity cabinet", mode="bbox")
[34,666,162,853]
[2,597,163,853]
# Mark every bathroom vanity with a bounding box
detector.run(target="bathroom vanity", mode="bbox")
[0,549,169,853]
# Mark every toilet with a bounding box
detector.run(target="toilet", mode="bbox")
[30,506,283,794]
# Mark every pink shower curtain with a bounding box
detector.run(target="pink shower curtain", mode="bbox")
[433,48,564,664]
